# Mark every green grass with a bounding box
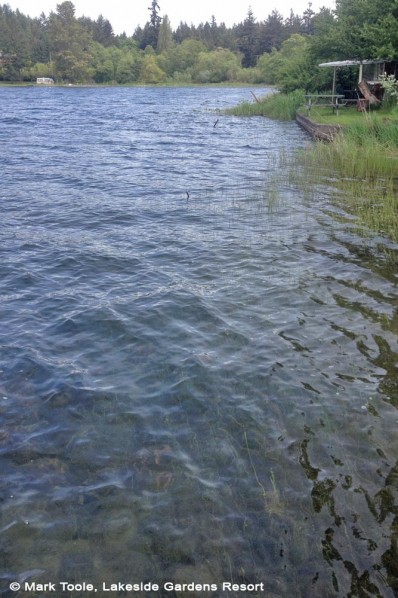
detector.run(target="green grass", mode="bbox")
[295,126,398,241]
[0,81,35,86]
[344,119,398,149]
[299,104,398,128]
[226,89,305,120]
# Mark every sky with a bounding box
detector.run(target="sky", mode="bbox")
[7,0,336,35]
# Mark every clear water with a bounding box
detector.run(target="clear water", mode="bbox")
[1,86,398,597]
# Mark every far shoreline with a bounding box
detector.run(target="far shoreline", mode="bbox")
[0,81,275,89]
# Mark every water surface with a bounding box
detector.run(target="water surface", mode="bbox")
[1,86,398,597]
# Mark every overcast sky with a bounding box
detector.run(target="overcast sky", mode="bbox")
[7,0,336,35]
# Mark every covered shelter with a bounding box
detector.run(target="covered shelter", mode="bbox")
[318,59,395,100]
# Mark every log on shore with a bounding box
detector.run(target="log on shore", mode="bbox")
[295,112,343,142]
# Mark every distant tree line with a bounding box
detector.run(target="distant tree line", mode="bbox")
[0,0,396,89]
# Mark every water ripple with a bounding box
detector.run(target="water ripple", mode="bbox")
[1,86,398,595]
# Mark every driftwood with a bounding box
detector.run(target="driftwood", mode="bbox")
[251,91,260,103]
[358,80,381,106]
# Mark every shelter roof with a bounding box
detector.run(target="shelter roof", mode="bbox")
[319,59,390,67]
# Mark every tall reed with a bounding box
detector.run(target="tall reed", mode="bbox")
[229,91,398,241]
[296,122,398,241]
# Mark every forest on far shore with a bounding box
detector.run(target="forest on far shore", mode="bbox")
[0,0,397,91]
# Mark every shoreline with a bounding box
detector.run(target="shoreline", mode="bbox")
[0,81,275,89]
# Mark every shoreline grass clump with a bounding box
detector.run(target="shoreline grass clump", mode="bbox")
[303,129,398,180]
[343,117,398,151]
[296,122,398,242]
[226,90,304,121]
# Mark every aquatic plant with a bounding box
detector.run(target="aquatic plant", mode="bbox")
[244,432,284,515]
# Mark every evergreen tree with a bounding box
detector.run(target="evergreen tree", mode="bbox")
[47,1,93,81]
[79,14,115,47]
[210,15,219,48]
[135,1,162,50]
[132,25,145,48]
[284,10,302,37]
[302,2,315,34]
[258,10,285,54]
[173,21,192,44]
[0,4,36,79]
[236,7,258,67]
[145,0,161,49]
[95,15,115,47]
[31,14,51,64]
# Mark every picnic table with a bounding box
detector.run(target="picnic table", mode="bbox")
[305,94,345,116]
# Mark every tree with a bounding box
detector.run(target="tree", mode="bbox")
[1,0,396,86]
[31,14,51,64]
[139,53,166,82]
[157,38,206,78]
[144,0,162,49]
[209,15,220,48]
[308,8,341,62]
[257,34,314,91]
[47,1,93,81]
[79,14,115,47]
[302,2,315,34]
[173,21,193,44]
[284,10,302,37]
[157,15,173,53]
[116,48,142,83]
[95,15,114,46]
[236,7,259,67]
[0,4,41,79]
[133,1,162,49]
[329,0,398,59]
[192,48,241,83]
[258,10,285,54]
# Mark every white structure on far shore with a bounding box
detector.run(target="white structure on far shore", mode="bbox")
[36,77,54,85]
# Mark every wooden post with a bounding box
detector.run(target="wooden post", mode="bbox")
[332,66,337,97]
[251,91,260,103]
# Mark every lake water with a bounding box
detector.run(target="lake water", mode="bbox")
[1,86,398,597]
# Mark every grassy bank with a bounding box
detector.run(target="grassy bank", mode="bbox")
[296,132,398,241]
[226,89,304,120]
[302,119,398,179]
[297,107,398,241]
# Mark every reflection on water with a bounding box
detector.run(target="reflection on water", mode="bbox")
[0,86,398,597]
